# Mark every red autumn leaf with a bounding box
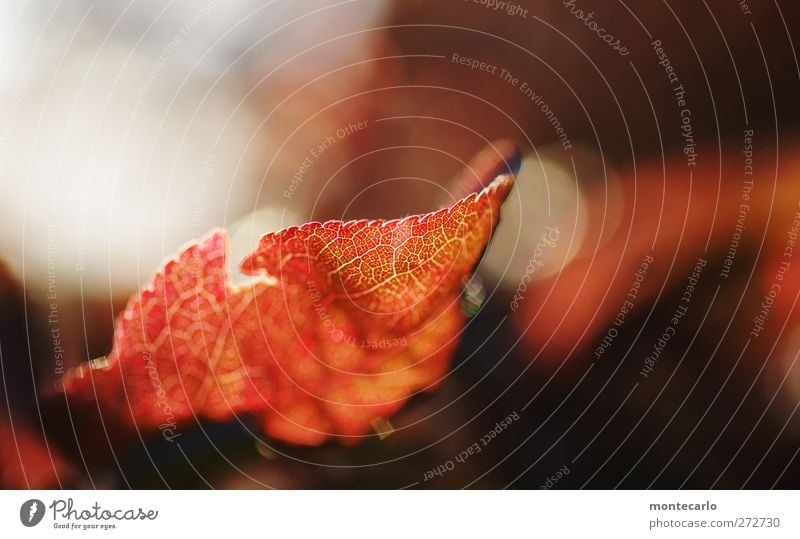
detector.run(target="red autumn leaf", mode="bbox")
[59,143,516,445]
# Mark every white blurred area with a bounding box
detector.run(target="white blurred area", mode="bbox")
[483,144,623,288]
[0,0,391,300]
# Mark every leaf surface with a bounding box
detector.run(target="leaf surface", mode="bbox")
[61,145,515,445]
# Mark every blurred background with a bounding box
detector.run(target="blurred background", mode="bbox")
[2,0,800,488]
